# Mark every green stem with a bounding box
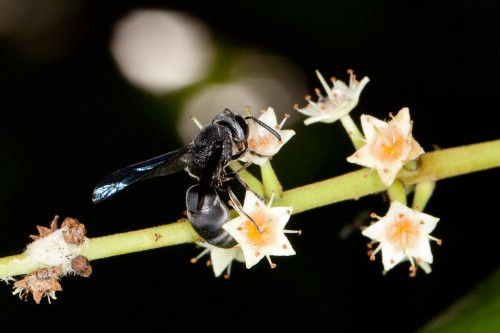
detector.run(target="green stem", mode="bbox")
[280,139,500,213]
[1,139,499,278]
[81,220,199,260]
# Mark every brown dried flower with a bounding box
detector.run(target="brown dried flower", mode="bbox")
[61,217,87,245]
[29,215,59,240]
[16,215,92,303]
[12,266,63,304]
[71,255,93,277]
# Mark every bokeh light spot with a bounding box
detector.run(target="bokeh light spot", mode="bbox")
[110,9,214,94]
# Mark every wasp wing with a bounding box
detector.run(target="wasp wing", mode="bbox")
[92,146,190,204]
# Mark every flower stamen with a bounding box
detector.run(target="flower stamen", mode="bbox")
[190,248,210,264]
[266,255,277,269]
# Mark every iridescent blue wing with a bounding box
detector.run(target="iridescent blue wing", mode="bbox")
[92,146,190,204]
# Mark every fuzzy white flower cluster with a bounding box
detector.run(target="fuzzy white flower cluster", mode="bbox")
[23,217,89,275]
[12,216,92,303]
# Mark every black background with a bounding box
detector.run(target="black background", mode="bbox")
[1,1,499,331]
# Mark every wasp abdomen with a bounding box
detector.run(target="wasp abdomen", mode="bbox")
[186,184,237,248]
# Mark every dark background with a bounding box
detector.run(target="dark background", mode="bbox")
[1,0,499,331]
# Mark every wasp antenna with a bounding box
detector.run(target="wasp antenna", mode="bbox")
[190,116,204,130]
[244,115,282,142]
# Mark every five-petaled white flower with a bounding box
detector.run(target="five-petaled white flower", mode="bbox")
[222,190,298,269]
[239,107,296,165]
[295,69,370,125]
[346,107,425,187]
[191,241,245,278]
[362,201,442,276]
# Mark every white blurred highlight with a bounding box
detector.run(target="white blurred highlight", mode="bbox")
[179,83,263,144]
[110,9,214,94]
[178,53,306,144]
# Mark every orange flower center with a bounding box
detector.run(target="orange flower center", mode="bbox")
[248,133,274,153]
[386,215,420,249]
[243,211,276,247]
[375,128,404,161]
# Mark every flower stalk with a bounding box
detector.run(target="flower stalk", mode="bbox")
[260,160,282,200]
[411,181,436,211]
[1,138,499,279]
[386,179,407,206]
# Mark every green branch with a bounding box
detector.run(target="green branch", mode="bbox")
[1,139,499,278]
[279,139,500,213]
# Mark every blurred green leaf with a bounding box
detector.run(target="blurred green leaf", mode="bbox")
[417,268,500,333]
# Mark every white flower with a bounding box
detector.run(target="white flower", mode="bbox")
[222,190,298,269]
[346,107,425,187]
[239,107,296,165]
[191,241,245,278]
[295,69,370,125]
[362,201,442,276]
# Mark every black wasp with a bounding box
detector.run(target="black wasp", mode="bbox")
[92,108,282,248]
